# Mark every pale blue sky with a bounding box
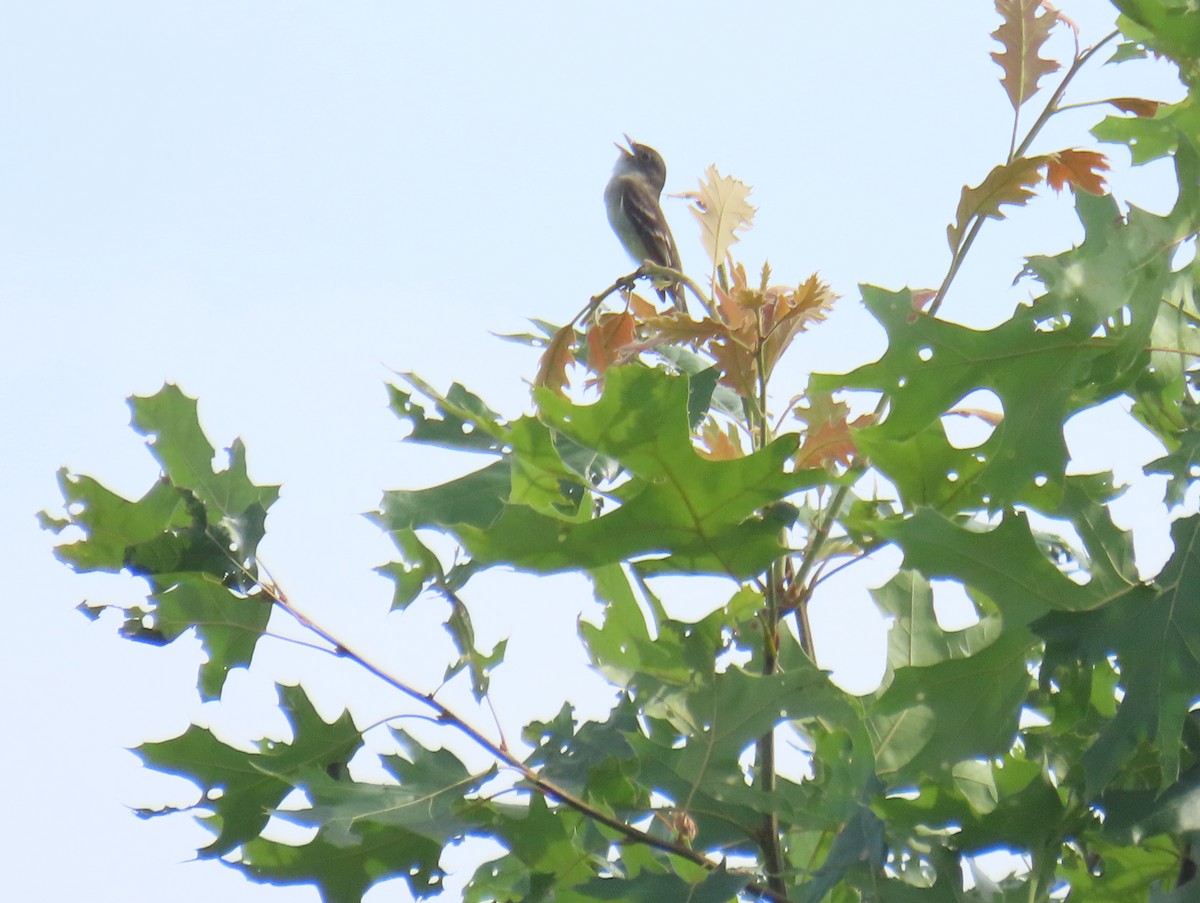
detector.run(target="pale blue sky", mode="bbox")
[1,2,1185,901]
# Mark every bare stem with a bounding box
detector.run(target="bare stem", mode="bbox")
[747,305,789,894]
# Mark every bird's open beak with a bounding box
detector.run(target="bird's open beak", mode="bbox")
[614,133,635,156]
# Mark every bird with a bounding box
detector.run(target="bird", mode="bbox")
[604,136,687,313]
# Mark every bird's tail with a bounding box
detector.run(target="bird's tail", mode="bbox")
[660,282,688,315]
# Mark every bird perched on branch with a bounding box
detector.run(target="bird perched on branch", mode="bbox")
[604,136,687,313]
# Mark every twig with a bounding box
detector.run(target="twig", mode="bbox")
[254,577,795,903]
[578,264,714,330]
[931,30,1121,320]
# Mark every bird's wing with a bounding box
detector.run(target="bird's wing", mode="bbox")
[617,177,678,269]
[613,175,687,313]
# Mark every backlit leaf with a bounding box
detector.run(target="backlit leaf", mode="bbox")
[687,165,755,268]
[947,156,1044,251]
[990,0,1061,111]
[136,684,363,857]
[1045,148,1110,194]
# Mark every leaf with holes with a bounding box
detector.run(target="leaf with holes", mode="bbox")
[1035,515,1200,796]
[378,366,823,578]
[868,631,1031,782]
[822,190,1174,510]
[136,684,363,857]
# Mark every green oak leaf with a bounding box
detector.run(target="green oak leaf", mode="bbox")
[135,684,362,857]
[1094,100,1200,164]
[146,572,272,699]
[1039,515,1200,795]
[50,392,281,697]
[269,736,495,860]
[879,508,1100,628]
[1111,0,1200,79]
[873,569,1001,678]
[130,384,279,563]
[624,641,869,849]
[877,753,1065,856]
[508,414,592,518]
[466,854,536,903]
[478,793,603,885]
[868,632,1031,782]
[1055,835,1179,903]
[50,471,194,572]
[375,527,443,610]
[237,822,445,903]
[388,375,507,452]
[1101,763,1200,842]
[377,367,820,579]
[815,190,1174,511]
[524,699,643,806]
[568,864,749,903]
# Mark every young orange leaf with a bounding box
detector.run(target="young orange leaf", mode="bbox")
[688,165,755,267]
[627,292,660,320]
[761,274,838,379]
[534,323,576,395]
[947,155,1046,251]
[794,391,867,471]
[1040,2,1078,41]
[1103,96,1162,117]
[910,289,938,313]
[1045,149,1110,195]
[713,261,759,334]
[990,0,1061,111]
[946,407,1005,428]
[585,311,636,377]
[709,335,759,401]
[697,418,745,460]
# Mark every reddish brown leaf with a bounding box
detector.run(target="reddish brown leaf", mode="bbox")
[794,391,870,471]
[990,0,1061,111]
[910,289,938,313]
[628,293,659,320]
[585,311,636,378]
[761,274,838,380]
[1104,96,1162,118]
[946,407,1005,427]
[709,335,759,401]
[697,419,745,461]
[1045,149,1110,195]
[1041,2,1078,41]
[534,323,576,395]
[713,261,759,334]
[948,155,1046,251]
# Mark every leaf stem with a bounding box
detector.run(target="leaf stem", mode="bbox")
[1013,30,1120,162]
[750,304,789,894]
[787,33,1123,659]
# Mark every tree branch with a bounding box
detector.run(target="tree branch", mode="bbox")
[257,576,795,903]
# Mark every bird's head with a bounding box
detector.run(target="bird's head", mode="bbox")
[613,135,668,193]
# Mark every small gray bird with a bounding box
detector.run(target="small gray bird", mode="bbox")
[604,137,687,312]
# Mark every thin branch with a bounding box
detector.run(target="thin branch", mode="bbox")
[930,30,1121,320]
[791,32,1126,648]
[579,264,714,329]
[747,302,788,894]
[253,576,794,903]
[1013,30,1120,162]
